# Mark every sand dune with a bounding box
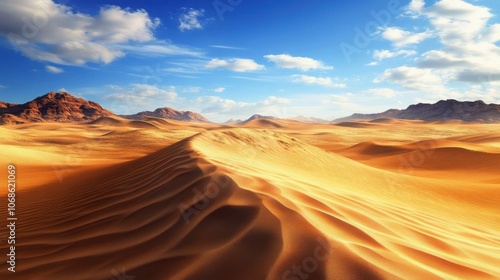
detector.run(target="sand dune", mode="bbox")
[89,116,160,129]
[1,123,500,279]
[241,118,285,128]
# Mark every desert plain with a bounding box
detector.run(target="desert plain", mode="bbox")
[0,117,500,279]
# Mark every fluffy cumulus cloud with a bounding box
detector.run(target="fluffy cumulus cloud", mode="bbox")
[408,0,500,83]
[292,75,346,88]
[381,27,433,47]
[214,87,225,93]
[264,54,333,71]
[407,0,425,15]
[374,0,500,101]
[375,66,445,92]
[205,58,264,72]
[178,8,205,31]
[45,65,64,74]
[0,0,199,65]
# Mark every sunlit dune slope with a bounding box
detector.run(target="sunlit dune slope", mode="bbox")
[337,135,500,184]
[1,128,499,279]
[0,121,208,193]
[192,129,500,279]
[89,116,160,129]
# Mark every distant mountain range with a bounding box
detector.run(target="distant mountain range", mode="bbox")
[0,92,209,125]
[120,107,209,123]
[335,99,500,123]
[2,93,500,125]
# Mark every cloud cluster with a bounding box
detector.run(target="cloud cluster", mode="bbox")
[179,8,205,31]
[412,0,500,83]
[0,0,203,65]
[101,84,292,122]
[192,95,290,119]
[378,0,500,98]
[105,84,178,107]
[375,66,445,92]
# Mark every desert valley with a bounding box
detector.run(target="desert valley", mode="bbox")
[0,92,499,279]
[2,0,500,279]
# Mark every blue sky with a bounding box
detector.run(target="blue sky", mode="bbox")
[1,0,500,122]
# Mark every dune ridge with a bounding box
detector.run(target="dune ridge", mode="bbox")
[1,128,499,279]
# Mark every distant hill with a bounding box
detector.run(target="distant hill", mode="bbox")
[121,107,210,123]
[224,118,243,124]
[335,100,500,123]
[241,114,279,124]
[0,92,113,124]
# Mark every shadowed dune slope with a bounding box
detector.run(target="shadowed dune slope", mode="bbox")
[1,129,499,279]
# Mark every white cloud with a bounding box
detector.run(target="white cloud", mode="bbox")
[406,0,425,16]
[370,0,500,105]
[426,0,492,45]
[292,75,346,88]
[0,0,204,66]
[105,84,178,109]
[375,66,445,92]
[205,58,264,72]
[190,95,290,121]
[417,50,469,69]
[179,8,204,31]
[373,49,417,61]
[264,54,333,71]
[214,87,225,93]
[366,62,378,66]
[45,65,63,74]
[381,27,432,47]
[408,0,500,83]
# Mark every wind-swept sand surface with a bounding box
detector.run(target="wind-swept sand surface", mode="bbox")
[0,119,499,279]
